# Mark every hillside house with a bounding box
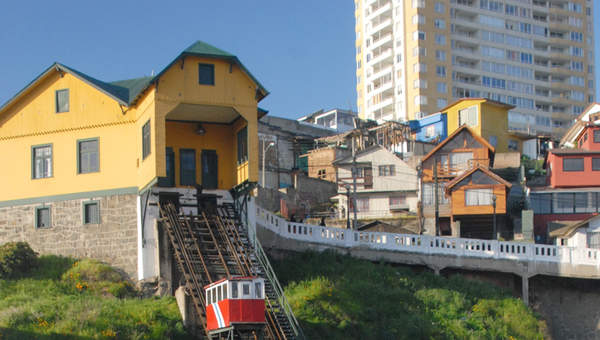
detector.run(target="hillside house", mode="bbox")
[333,146,418,221]
[0,41,266,280]
[445,166,512,239]
[548,215,600,249]
[258,115,334,189]
[530,123,600,241]
[297,108,357,133]
[419,125,495,236]
[441,98,522,153]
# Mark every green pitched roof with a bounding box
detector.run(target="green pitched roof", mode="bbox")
[154,40,269,100]
[183,41,235,58]
[0,40,267,114]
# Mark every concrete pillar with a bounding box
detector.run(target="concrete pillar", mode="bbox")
[522,275,529,306]
[452,220,461,238]
[175,286,189,327]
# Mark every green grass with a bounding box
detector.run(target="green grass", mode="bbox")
[274,251,547,340]
[0,255,189,340]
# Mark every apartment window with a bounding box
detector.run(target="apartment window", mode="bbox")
[508,140,519,151]
[378,165,395,176]
[78,139,99,174]
[435,34,446,46]
[355,198,370,212]
[412,0,425,8]
[458,105,478,127]
[437,98,447,109]
[389,196,406,210]
[593,158,600,171]
[563,158,584,172]
[180,149,196,186]
[198,63,215,85]
[414,63,427,73]
[317,169,327,179]
[414,79,427,89]
[142,120,151,159]
[594,130,600,143]
[413,31,426,41]
[489,135,498,147]
[413,15,425,24]
[237,127,248,164]
[465,188,493,206]
[35,206,51,228]
[413,47,426,57]
[82,201,100,224]
[437,82,447,93]
[415,95,428,106]
[436,66,446,77]
[435,50,446,61]
[32,145,52,179]
[434,19,446,29]
[434,2,445,13]
[55,89,69,113]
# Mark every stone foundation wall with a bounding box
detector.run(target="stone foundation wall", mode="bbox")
[0,194,138,279]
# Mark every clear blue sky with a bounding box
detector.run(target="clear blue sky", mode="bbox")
[0,1,598,120]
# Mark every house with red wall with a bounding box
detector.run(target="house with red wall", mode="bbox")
[530,124,600,242]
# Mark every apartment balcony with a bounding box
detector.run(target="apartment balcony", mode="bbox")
[369,96,394,114]
[367,65,393,83]
[451,29,478,41]
[368,48,393,68]
[533,0,548,8]
[370,32,392,51]
[370,18,392,35]
[370,79,393,97]
[450,0,476,9]
[422,159,490,180]
[367,1,392,21]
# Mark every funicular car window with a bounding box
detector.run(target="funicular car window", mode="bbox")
[231,282,238,298]
[217,285,222,301]
[222,284,227,299]
[255,282,262,299]
[242,282,250,296]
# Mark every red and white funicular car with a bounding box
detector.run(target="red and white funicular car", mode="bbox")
[205,276,266,335]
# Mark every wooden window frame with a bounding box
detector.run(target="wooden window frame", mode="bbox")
[77,138,100,174]
[31,144,53,179]
[82,200,100,225]
[35,205,51,229]
[198,63,215,85]
[55,89,69,113]
[142,120,151,160]
[563,157,584,172]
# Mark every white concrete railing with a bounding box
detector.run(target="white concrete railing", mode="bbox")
[256,207,600,267]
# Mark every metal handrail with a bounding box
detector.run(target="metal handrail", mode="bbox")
[253,236,306,340]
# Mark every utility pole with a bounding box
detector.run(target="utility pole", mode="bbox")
[350,137,358,230]
[434,158,439,236]
[352,155,358,230]
[345,185,351,229]
[492,195,497,240]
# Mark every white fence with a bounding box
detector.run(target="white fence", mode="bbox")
[256,207,600,268]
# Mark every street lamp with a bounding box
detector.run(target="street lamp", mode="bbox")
[262,140,275,188]
[492,195,497,240]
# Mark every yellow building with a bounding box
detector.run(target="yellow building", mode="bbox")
[440,98,521,154]
[0,41,267,279]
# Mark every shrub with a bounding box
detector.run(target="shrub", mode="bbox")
[61,259,136,298]
[0,242,38,279]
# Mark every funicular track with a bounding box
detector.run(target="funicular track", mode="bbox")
[160,201,303,340]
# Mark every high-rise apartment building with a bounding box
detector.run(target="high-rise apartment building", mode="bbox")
[355,0,595,137]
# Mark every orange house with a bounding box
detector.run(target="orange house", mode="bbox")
[419,125,495,235]
[445,166,512,239]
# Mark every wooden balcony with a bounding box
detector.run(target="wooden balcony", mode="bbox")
[423,159,489,180]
